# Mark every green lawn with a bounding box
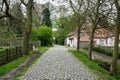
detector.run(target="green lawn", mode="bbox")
[38,46,51,53]
[69,49,119,80]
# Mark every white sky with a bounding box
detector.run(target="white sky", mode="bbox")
[34,0,73,20]
[35,0,49,4]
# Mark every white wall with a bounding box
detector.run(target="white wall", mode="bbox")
[107,37,114,46]
[94,37,120,47]
[65,37,77,48]
[94,38,108,46]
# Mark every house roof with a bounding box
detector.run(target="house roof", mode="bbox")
[94,28,114,38]
[67,32,75,37]
[80,33,89,42]
[67,27,114,42]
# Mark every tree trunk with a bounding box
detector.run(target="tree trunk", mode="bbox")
[88,27,95,60]
[110,0,120,75]
[22,0,33,55]
[22,32,29,55]
[110,25,119,75]
[77,26,81,51]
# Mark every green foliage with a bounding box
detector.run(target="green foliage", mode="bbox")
[53,15,77,45]
[31,25,53,46]
[0,47,6,53]
[83,46,120,59]
[42,8,52,27]
[30,28,39,41]
[69,49,117,80]
[0,3,23,38]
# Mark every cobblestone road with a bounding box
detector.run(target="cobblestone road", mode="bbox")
[19,45,97,80]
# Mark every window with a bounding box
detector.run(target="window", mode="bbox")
[109,38,113,46]
[100,39,104,46]
[71,40,72,44]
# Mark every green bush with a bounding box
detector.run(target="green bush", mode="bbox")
[93,59,110,71]
[30,25,53,46]
[0,47,6,53]
[83,46,120,59]
[93,46,113,56]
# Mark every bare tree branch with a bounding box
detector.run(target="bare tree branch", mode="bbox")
[20,0,27,6]
[0,15,7,19]
[69,0,77,13]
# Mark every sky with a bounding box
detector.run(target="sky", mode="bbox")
[35,0,73,20]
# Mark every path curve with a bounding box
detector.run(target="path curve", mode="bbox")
[19,45,97,80]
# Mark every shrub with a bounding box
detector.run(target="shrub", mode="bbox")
[30,25,53,46]
[83,46,120,59]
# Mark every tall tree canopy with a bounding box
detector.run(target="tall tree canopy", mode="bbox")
[0,0,34,55]
[42,8,52,27]
[31,25,53,46]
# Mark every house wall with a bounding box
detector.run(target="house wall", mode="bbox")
[65,35,120,48]
[74,38,77,48]
[65,37,70,46]
[69,38,77,48]
[80,41,89,48]
[65,37,77,48]
[94,38,106,46]
[94,37,120,47]
[107,37,120,47]
[107,37,114,46]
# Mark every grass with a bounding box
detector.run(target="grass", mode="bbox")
[0,47,6,53]
[0,46,51,78]
[38,46,51,53]
[69,49,119,80]
[12,46,51,80]
[12,55,39,80]
[0,55,29,77]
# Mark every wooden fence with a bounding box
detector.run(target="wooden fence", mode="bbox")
[0,47,22,66]
[0,40,41,47]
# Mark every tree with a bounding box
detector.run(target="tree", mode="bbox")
[31,25,52,46]
[30,27,39,41]
[38,26,52,46]
[0,0,34,55]
[69,0,89,51]
[10,3,23,34]
[88,0,113,60]
[32,3,41,27]
[42,8,52,27]
[110,0,120,75]
[53,15,77,45]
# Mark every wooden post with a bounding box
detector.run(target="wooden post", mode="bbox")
[6,49,9,62]
[16,47,18,58]
[19,47,21,57]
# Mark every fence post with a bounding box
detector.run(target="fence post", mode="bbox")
[6,49,9,62]
[16,47,18,58]
[19,47,23,57]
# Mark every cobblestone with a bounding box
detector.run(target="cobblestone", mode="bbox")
[19,45,97,80]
